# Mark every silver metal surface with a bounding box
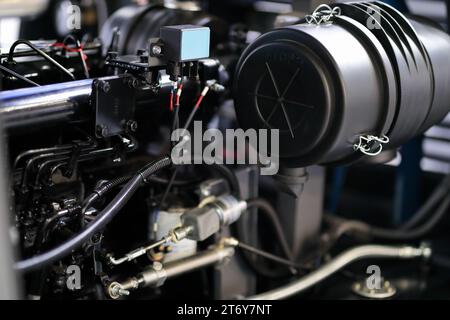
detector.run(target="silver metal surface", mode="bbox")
[109,236,172,265]
[0,123,21,299]
[247,244,430,300]
[212,195,247,227]
[352,278,397,299]
[107,244,235,298]
[0,79,93,130]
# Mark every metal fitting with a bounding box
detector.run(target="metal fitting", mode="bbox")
[106,244,235,299]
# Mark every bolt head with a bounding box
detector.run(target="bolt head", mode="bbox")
[96,125,109,138]
[152,45,162,56]
[127,120,138,132]
[153,261,163,271]
[102,82,111,93]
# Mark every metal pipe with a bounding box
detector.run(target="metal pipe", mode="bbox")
[163,246,234,279]
[107,244,235,299]
[0,77,175,131]
[0,79,93,130]
[109,236,173,266]
[247,244,431,300]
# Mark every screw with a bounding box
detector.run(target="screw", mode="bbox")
[109,282,130,299]
[118,289,130,296]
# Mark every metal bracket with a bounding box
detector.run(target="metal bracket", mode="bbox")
[93,75,137,138]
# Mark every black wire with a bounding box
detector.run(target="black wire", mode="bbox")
[173,105,180,131]
[237,241,307,271]
[8,40,75,81]
[159,167,179,208]
[0,64,40,87]
[183,106,200,132]
[15,157,172,272]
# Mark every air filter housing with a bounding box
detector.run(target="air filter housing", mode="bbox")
[233,1,450,167]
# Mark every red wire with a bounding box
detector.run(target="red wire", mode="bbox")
[194,95,205,109]
[52,42,83,52]
[52,42,88,61]
[170,90,174,112]
[176,84,183,106]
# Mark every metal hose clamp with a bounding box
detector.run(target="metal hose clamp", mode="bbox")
[353,134,390,156]
[305,4,341,25]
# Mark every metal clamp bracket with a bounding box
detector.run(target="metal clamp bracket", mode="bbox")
[353,134,390,156]
[305,4,341,25]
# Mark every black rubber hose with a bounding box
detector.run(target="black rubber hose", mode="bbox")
[15,157,171,272]
[369,196,450,240]
[400,175,450,230]
[147,175,201,186]
[246,198,293,260]
[324,175,450,242]
[207,163,241,198]
[83,174,201,212]
[82,175,132,212]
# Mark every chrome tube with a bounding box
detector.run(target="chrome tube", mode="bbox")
[247,244,431,300]
[0,79,93,130]
[108,245,235,299]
